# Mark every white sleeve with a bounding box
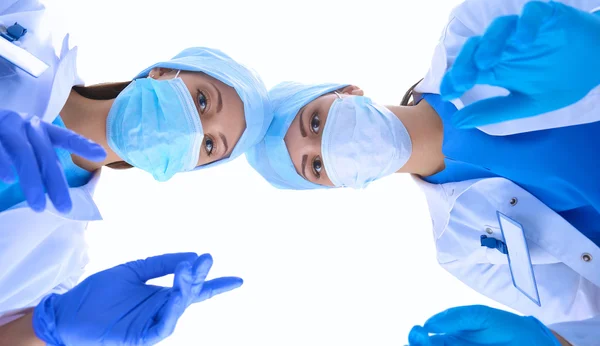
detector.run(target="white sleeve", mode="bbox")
[439,259,600,326]
[549,316,600,346]
[0,210,89,318]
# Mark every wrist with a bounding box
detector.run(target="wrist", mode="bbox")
[0,311,45,346]
[551,330,573,346]
[32,294,62,345]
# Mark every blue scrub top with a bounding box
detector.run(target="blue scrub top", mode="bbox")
[421,93,600,246]
[0,116,93,212]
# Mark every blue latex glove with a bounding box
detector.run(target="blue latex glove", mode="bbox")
[0,110,106,213]
[32,252,243,346]
[407,305,562,346]
[440,1,600,129]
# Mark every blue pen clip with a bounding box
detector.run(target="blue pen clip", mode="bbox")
[0,23,28,42]
[0,22,49,78]
[480,234,508,255]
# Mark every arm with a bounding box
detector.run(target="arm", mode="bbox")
[439,260,600,346]
[549,316,600,346]
[0,312,44,346]
[416,0,600,131]
[439,1,600,129]
[32,253,242,346]
[0,110,105,213]
[407,304,571,346]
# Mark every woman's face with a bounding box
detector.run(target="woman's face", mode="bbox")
[151,68,245,166]
[283,85,363,187]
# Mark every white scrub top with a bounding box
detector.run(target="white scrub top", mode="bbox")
[413,0,600,345]
[0,0,103,324]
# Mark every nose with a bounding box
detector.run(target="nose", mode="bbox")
[306,134,322,153]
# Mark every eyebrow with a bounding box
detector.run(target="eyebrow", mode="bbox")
[301,154,308,180]
[219,132,229,157]
[298,107,307,138]
[210,82,223,113]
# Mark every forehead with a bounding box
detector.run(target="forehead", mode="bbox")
[296,92,337,115]
[184,71,232,90]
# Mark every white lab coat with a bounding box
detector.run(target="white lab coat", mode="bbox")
[413,0,600,345]
[0,0,102,325]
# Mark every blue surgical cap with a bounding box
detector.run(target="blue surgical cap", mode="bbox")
[245,81,349,190]
[135,47,272,169]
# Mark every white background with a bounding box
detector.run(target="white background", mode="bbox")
[42,0,512,344]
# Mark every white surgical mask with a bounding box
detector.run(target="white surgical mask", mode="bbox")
[321,95,412,188]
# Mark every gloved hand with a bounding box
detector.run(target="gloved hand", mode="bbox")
[440,1,600,129]
[0,110,106,213]
[32,252,243,346]
[407,305,562,346]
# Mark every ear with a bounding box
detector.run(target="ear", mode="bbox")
[338,85,364,96]
[148,67,174,79]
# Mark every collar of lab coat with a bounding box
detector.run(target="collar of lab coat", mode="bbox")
[5,169,103,221]
[411,174,474,238]
[41,33,83,122]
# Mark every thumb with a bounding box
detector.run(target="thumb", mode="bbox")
[142,261,196,344]
[440,36,482,100]
[452,93,537,129]
[125,252,199,282]
[423,305,490,334]
[408,325,432,346]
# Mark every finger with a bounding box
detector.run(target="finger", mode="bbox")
[474,15,519,70]
[193,277,244,303]
[0,142,15,182]
[452,93,538,129]
[191,253,214,283]
[189,254,214,297]
[127,252,199,282]
[423,305,491,334]
[440,36,482,100]
[408,325,432,346]
[26,117,73,213]
[44,123,107,162]
[513,1,556,46]
[173,261,194,308]
[146,290,186,343]
[173,261,194,293]
[1,122,46,212]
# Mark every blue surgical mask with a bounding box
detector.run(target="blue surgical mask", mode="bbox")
[106,71,204,182]
[321,94,412,188]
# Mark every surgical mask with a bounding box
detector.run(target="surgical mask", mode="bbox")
[321,95,412,188]
[106,71,204,182]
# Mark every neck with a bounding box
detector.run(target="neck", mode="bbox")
[59,90,120,171]
[387,99,445,177]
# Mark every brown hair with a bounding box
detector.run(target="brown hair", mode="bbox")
[400,79,424,106]
[72,82,134,170]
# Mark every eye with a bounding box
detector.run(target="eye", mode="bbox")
[310,112,320,134]
[197,91,208,113]
[312,156,323,177]
[204,136,214,156]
